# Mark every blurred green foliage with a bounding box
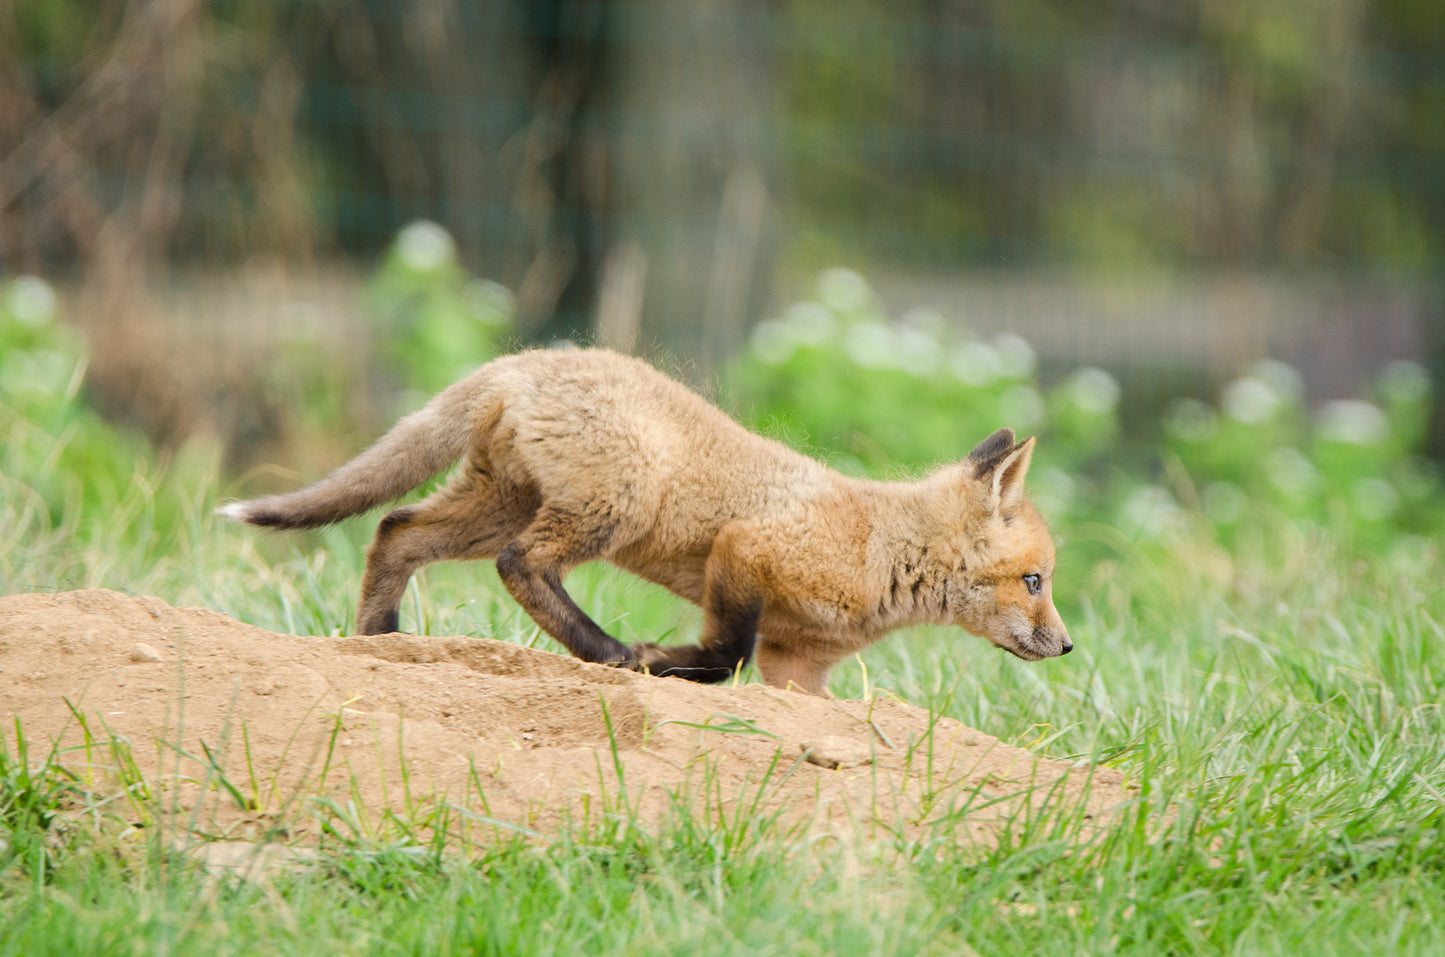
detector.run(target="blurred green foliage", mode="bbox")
[3,244,1438,594]
[0,277,220,556]
[0,221,522,570]
[1163,358,1439,538]
[724,269,1442,556]
[367,221,516,410]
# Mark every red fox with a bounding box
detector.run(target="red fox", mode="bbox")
[221,348,1070,694]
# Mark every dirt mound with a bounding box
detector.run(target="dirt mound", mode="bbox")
[0,590,1135,847]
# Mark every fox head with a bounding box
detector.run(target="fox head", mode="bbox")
[947,428,1072,662]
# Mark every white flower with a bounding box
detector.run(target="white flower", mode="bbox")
[843,321,896,369]
[992,333,1037,380]
[1265,447,1318,499]
[816,268,873,316]
[898,307,947,341]
[749,318,795,365]
[895,326,942,375]
[1222,377,1279,424]
[1252,360,1303,404]
[1067,367,1120,414]
[948,340,1001,388]
[1223,361,1302,425]
[1316,400,1389,446]
[1166,398,1217,443]
[1378,360,1430,405]
[395,220,456,273]
[783,301,838,347]
[6,276,57,328]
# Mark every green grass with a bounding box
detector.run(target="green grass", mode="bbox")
[3,440,1445,954]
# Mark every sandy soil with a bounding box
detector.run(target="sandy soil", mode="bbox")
[0,590,1137,850]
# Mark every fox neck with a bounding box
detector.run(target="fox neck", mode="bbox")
[859,473,989,633]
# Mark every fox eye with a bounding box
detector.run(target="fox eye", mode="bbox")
[1023,573,1042,595]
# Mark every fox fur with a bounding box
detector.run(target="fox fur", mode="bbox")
[221,347,1071,694]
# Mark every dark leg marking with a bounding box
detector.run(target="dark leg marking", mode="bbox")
[366,607,401,635]
[495,542,636,668]
[634,571,762,684]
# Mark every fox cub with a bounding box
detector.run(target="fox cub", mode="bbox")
[222,348,1070,694]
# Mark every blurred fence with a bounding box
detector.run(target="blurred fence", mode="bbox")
[2,0,1441,449]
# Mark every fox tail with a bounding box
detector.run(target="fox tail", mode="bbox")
[219,374,485,529]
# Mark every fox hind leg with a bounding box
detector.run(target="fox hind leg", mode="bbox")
[357,472,536,634]
[494,504,637,667]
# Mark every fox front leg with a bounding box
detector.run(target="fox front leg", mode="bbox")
[633,526,763,683]
[752,640,839,696]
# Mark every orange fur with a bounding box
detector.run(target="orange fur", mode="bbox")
[221,348,1071,694]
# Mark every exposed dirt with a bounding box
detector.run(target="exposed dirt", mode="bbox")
[0,590,1138,850]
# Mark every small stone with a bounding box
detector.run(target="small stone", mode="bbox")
[130,642,164,663]
[800,735,873,770]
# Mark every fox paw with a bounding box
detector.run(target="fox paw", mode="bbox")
[629,642,668,674]
[627,643,736,683]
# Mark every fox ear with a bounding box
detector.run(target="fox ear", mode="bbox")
[971,433,1034,513]
[966,428,1016,473]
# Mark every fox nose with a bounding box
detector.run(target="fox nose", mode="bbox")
[1060,636,1073,655]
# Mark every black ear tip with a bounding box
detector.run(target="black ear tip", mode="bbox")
[966,427,1021,474]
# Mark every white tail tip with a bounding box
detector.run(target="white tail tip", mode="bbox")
[216,501,252,522]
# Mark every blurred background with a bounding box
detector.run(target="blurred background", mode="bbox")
[1,0,1441,485]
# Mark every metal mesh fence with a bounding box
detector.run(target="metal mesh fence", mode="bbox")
[3,0,1441,423]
